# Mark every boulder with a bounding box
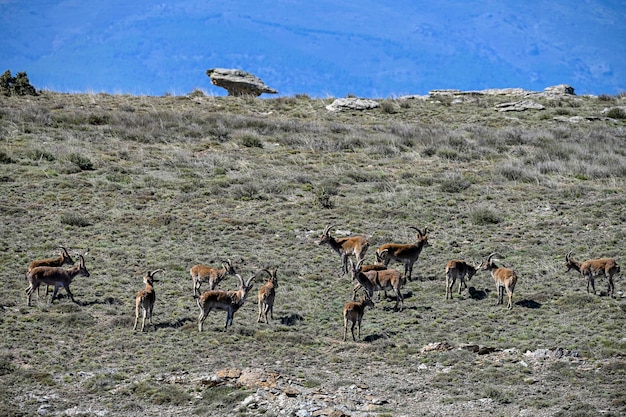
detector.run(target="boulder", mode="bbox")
[325,98,380,112]
[544,84,575,95]
[206,68,278,97]
[495,99,545,112]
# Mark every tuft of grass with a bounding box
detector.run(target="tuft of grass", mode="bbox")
[470,207,502,225]
[60,211,92,227]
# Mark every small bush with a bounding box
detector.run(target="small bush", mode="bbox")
[380,100,399,114]
[0,70,37,96]
[88,114,110,125]
[0,151,14,164]
[597,94,616,102]
[314,186,337,209]
[240,134,263,148]
[470,208,502,225]
[68,153,94,170]
[60,212,92,227]
[27,149,55,162]
[605,107,626,119]
[439,176,471,193]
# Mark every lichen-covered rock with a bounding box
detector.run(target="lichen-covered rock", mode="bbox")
[206,68,278,97]
[544,84,575,95]
[325,98,380,112]
[495,99,545,112]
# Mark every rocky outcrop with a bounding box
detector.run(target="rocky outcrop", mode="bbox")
[206,68,278,97]
[415,84,577,101]
[325,98,380,112]
[544,84,575,95]
[495,99,546,112]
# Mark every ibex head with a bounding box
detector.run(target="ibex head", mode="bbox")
[317,224,335,245]
[409,226,430,246]
[564,250,578,272]
[480,252,500,271]
[145,269,164,285]
[261,267,279,287]
[223,259,237,275]
[59,246,75,265]
[77,254,90,277]
[358,291,375,309]
[236,273,256,293]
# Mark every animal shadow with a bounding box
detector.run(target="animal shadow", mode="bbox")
[516,299,542,309]
[363,333,390,343]
[468,287,489,300]
[280,313,305,326]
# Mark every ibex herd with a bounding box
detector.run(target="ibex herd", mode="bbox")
[24,231,621,340]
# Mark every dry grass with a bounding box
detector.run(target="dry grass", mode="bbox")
[0,91,625,416]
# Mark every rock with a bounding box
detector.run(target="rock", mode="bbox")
[480,88,533,96]
[206,68,278,97]
[422,341,453,352]
[495,99,545,112]
[544,84,575,95]
[325,98,380,112]
[601,106,626,115]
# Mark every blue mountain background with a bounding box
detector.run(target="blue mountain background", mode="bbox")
[1,1,624,97]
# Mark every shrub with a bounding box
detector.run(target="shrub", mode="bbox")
[605,107,626,119]
[27,149,55,162]
[380,100,398,114]
[0,151,14,164]
[314,186,337,209]
[60,212,92,227]
[470,208,502,225]
[0,70,37,96]
[240,134,263,148]
[88,114,110,125]
[439,175,471,193]
[597,94,616,102]
[68,153,94,170]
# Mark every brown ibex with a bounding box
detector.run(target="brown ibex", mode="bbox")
[565,250,620,297]
[376,226,429,281]
[25,254,90,306]
[27,246,75,272]
[317,224,369,276]
[479,253,518,309]
[133,269,164,331]
[350,259,405,311]
[190,259,237,297]
[445,259,479,299]
[27,246,75,299]
[257,267,278,324]
[197,273,256,331]
[343,293,375,342]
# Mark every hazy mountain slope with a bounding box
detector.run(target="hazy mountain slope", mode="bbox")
[1,0,624,96]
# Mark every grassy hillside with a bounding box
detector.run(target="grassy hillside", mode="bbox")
[0,91,625,416]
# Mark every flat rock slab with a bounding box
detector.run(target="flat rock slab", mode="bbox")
[326,98,380,112]
[206,68,278,97]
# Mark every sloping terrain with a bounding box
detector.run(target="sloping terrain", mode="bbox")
[0,91,625,416]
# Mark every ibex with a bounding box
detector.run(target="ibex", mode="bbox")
[257,267,278,324]
[317,224,369,276]
[27,246,75,299]
[197,273,256,332]
[190,259,237,297]
[27,246,75,272]
[133,269,164,332]
[376,226,429,281]
[445,259,479,299]
[350,259,405,311]
[479,253,518,309]
[343,293,375,342]
[25,254,90,306]
[565,250,620,297]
